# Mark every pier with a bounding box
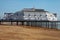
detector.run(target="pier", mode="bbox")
[0,19,59,29]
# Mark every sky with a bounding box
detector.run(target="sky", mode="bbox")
[0,0,60,19]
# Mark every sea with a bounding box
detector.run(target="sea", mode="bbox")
[58,23,60,29]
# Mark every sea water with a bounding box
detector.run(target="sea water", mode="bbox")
[58,23,60,29]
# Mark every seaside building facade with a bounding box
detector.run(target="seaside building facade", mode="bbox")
[22,8,57,21]
[3,8,57,21]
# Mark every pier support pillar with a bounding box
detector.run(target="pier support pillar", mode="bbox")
[51,22,53,29]
[11,21,13,25]
[21,22,24,25]
[47,22,49,29]
[41,22,42,27]
[46,22,47,28]
[54,22,57,29]
[0,21,1,25]
[30,22,32,26]
[16,21,18,25]
[26,22,29,26]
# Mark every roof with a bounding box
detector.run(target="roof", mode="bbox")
[4,13,13,15]
[22,8,47,12]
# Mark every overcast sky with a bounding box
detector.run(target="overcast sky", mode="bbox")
[0,0,60,19]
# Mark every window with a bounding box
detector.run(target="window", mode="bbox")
[34,15,36,16]
[40,15,42,17]
[28,14,30,16]
[50,15,52,17]
[45,15,47,17]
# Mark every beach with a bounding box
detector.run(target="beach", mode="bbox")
[0,25,60,40]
